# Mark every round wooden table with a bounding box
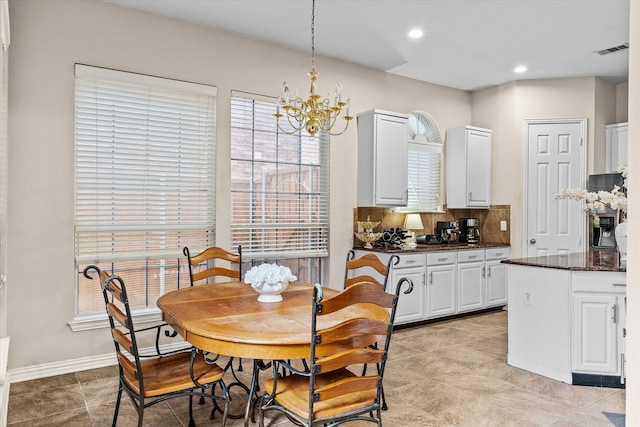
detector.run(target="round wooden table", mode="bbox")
[157,281,388,425]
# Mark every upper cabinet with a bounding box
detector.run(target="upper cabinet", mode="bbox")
[445,126,492,209]
[357,110,409,207]
[606,122,628,173]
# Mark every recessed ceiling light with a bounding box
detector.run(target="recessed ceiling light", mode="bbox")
[514,65,528,73]
[408,29,424,39]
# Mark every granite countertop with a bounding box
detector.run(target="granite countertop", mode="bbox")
[502,250,625,272]
[355,242,510,254]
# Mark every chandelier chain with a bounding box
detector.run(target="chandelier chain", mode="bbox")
[311,0,315,71]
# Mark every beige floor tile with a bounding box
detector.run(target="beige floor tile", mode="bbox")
[7,383,85,424]
[7,310,626,426]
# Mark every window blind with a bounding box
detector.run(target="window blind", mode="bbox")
[405,141,443,212]
[74,64,217,265]
[229,92,329,260]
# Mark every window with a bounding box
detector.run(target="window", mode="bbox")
[74,65,216,320]
[406,141,443,211]
[230,92,329,283]
[399,111,444,212]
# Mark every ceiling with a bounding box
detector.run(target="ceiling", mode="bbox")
[103,0,630,91]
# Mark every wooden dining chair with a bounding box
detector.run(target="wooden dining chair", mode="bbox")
[83,265,230,427]
[183,245,243,285]
[343,250,399,410]
[344,250,399,290]
[257,279,413,427]
[183,245,248,410]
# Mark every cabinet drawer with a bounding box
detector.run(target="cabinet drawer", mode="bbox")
[457,249,485,263]
[394,253,425,268]
[426,252,456,265]
[572,271,626,293]
[486,247,510,260]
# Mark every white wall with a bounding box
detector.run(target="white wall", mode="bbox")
[625,3,638,425]
[6,0,470,370]
[472,77,620,257]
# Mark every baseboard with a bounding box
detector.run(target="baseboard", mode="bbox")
[1,336,10,427]
[8,351,117,384]
[7,341,189,384]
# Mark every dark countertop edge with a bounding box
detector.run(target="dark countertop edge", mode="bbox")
[502,256,626,273]
[354,242,510,254]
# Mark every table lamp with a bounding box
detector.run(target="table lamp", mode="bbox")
[404,213,424,248]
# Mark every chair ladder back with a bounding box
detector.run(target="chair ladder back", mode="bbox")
[191,266,239,283]
[112,327,134,354]
[183,245,243,285]
[316,347,383,373]
[107,303,129,329]
[344,251,399,291]
[93,267,146,395]
[314,375,379,402]
[318,317,390,347]
[320,281,395,315]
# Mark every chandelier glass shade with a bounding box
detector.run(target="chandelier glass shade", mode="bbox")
[274,0,352,138]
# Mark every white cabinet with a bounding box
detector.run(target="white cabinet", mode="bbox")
[371,252,426,325]
[456,250,485,313]
[357,110,409,207]
[425,252,456,318]
[358,246,509,325]
[572,272,626,379]
[486,247,510,307]
[445,126,492,208]
[605,122,628,173]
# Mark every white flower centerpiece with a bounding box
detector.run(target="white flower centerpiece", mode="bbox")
[556,166,628,261]
[244,263,297,302]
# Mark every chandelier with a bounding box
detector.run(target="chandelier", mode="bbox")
[274,0,352,138]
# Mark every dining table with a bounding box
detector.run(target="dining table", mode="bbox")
[156,280,389,426]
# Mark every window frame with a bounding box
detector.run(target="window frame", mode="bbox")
[229,91,329,284]
[71,64,217,329]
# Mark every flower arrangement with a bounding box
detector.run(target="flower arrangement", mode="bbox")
[555,166,628,213]
[244,263,297,290]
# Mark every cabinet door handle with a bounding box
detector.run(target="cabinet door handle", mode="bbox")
[438,257,448,262]
[429,272,433,285]
[613,283,627,287]
[612,304,618,324]
[621,354,626,384]
[482,266,486,278]
[468,192,472,203]
[469,255,477,259]
[422,272,426,286]
[487,266,492,278]
[405,259,416,264]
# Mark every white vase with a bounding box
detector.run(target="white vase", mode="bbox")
[615,221,628,262]
[251,281,289,302]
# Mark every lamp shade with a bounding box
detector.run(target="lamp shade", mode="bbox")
[404,214,424,231]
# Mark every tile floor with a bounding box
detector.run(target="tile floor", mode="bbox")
[7,310,625,426]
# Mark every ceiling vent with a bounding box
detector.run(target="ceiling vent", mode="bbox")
[597,43,629,55]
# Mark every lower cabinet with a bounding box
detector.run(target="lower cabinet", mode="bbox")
[389,264,426,324]
[358,246,509,326]
[457,250,485,313]
[572,272,626,380]
[426,252,456,318]
[486,247,510,307]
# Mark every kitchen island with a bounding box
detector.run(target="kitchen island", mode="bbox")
[503,251,626,387]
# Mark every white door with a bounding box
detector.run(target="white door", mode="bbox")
[525,119,586,257]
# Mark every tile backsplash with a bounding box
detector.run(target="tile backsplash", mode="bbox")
[353,205,511,248]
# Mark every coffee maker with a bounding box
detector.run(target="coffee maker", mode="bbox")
[436,221,460,244]
[459,218,480,243]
